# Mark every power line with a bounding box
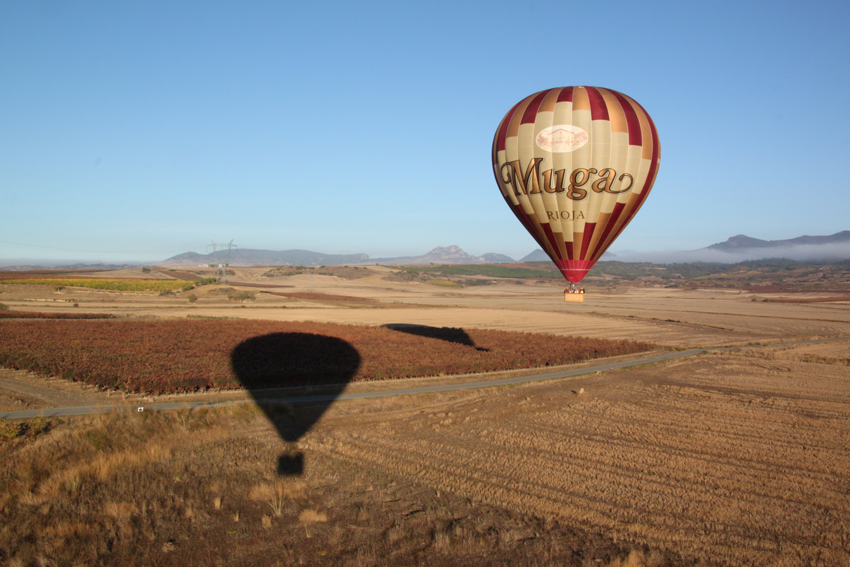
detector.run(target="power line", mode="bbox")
[207,240,237,283]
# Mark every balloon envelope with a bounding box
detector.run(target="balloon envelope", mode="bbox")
[492,87,660,283]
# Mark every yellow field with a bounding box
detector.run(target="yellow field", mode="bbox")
[0,278,192,292]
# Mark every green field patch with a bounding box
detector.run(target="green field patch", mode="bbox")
[429,280,463,287]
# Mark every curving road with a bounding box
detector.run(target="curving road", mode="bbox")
[1,336,848,420]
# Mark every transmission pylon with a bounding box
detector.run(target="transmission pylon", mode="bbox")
[207,240,237,283]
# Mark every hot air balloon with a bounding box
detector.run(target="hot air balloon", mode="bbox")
[492,87,660,302]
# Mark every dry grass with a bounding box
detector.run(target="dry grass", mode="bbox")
[298,508,328,523]
[0,403,682,567]
[0,406,268,566]
[249,479,305,516]
[600,550,658,567]
[722,341,850,366]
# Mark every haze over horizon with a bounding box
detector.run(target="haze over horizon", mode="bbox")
[3,1,849,264]
[4,231,850,268]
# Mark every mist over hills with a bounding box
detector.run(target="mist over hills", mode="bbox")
[3,232,848,270]
[519,250,618,262]
[157,245,515,267]
[612,231,850,264]
[157,231,849,268]
[519,232,850,265]
[368,246,514,266]
[708,231,850,252]
[161,249,371,267]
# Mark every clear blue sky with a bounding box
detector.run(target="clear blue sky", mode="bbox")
[2,0,849,264]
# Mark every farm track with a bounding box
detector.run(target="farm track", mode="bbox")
[1,336,846,417]
[0,348,689,419]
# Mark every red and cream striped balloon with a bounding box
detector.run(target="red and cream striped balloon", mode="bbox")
[492,86,660,284]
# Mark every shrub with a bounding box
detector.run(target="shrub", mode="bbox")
[227,290,255,302]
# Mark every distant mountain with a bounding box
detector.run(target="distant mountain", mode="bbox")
[159,246,515,267]
[519,249,550,262]
[481,253,515,263]
[612,231,850,264]
[159,249,369,267]
[373,246,514,265]
[708,231,850,252]
[10,233,849,271]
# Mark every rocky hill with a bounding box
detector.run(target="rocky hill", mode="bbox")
[708,231,850,252]
[159,246,514,267]
[374,246,514,265]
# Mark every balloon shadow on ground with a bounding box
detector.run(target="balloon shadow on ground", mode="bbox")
[231,333,360,476]
[382,324,489,351]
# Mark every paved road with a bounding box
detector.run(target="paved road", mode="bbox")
[2,336,848,420]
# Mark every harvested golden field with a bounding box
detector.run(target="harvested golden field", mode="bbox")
[307,348,850,565]
[1,265,849,565]
[2,406,685,567]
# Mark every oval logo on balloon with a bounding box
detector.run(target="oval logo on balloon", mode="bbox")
[535,125,588,153]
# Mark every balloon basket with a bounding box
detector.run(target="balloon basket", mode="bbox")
[564,290,585,303]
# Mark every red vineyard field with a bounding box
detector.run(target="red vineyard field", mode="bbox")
[0,319,652,394]
[0,311,115,320]
[0,270,108,279]
[765,296,850,303]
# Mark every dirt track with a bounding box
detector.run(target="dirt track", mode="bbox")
[0,368,120,412]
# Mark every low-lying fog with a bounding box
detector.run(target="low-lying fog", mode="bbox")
[610,242,850,264]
